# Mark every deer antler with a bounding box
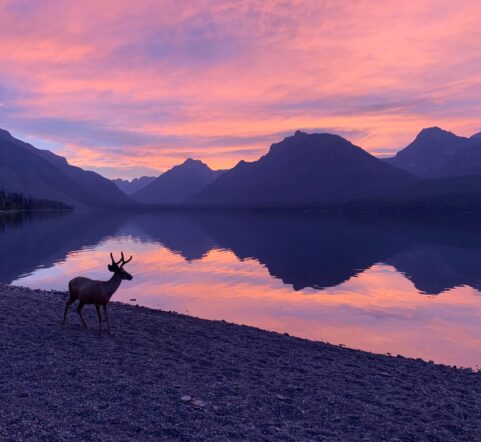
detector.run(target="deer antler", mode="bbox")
[120,251,133,267]
[110,252,122,266]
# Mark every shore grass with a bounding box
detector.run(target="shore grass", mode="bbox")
[1,284,481,441]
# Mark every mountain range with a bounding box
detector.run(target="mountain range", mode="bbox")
[2,125,481,210]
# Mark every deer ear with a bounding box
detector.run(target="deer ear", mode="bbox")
[108,264,115,272]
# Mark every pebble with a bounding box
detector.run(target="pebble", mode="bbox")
[180,395,192,402]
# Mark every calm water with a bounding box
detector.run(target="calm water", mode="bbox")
[2,210,481,368]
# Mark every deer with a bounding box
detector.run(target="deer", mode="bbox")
[62,252,133,335]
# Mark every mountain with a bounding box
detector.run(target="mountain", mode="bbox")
[187,130,415,207]
[385,127,481,178]
[113,176,156,195]
[0,129,133,208]
[132,158,225,204]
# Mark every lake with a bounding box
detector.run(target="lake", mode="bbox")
[2,210,481,368]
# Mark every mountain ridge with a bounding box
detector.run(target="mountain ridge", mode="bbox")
[0,128,133,208]
[113,176,156,195]
[4,125,481,211]
[384,126,481,178]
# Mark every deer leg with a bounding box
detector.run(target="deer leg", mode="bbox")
[62,300,74,324]
[103,304,112,336]
[77,302,89,330]
[95,304,102,335]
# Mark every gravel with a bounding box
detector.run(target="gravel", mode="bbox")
[1,284,481,441]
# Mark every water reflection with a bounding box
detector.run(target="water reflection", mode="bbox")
[3,210,481,367]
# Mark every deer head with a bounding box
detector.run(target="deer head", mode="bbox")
[108,251,133,280]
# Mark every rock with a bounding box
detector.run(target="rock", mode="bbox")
[276,394,286,401]
[191,399,205,408]
[180,395,192,402]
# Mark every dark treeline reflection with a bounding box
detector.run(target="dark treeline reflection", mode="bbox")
[2,210,481,294]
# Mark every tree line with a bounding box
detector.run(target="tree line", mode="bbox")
[0,190,72,211]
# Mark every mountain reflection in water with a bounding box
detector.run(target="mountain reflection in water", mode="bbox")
[3,210,481,367]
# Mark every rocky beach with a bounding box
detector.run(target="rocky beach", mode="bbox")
[1,284,481,441]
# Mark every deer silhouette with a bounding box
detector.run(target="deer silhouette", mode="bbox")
[62,252,133,335]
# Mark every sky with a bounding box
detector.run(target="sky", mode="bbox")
[0,0,480,179]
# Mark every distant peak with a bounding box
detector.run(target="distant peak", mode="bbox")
[417,127,456,139]
[180,158,208,167]
[266,131,355,161]
[421,126,445,132]
[294,130,308,137]
[176,158,213,171]
[182,158,205,166]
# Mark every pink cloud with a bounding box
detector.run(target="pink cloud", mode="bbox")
[0,0,480,177]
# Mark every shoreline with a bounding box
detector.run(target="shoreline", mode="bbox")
[6,205,481,215]
[2,284,481,441]
[11,284,477,372]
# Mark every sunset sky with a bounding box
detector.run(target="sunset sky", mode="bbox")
[0,0,480,179]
